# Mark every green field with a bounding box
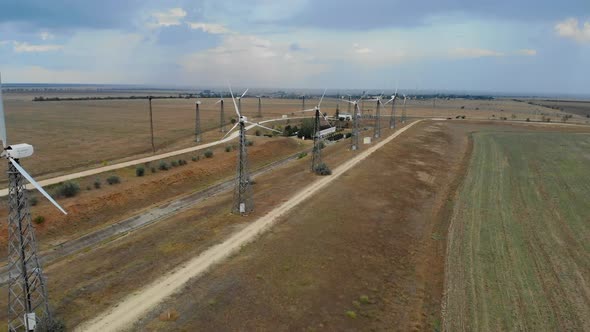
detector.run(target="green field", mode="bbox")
[443,131,590,331]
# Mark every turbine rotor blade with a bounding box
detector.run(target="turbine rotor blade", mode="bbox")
[318,88,327,108]
[222,122,240,140]
[240,88,249,99]
[0,73,7,147]
[228,85,241,118]
[245,121,282,134]
[9,158,67,215]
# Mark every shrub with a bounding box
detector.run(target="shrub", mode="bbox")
[298,152,308,159]
[191,156,199,162]
[136,166,145,177]
[526,118,530,122]
[86,186,92,191]
[230,118,237,124]
[159,161,170,170]
[151,166,157,173]
[29,196,38,206]
[204,150,214,158]
[314,163,332,176]
[33,216,45,225]
[255,130,261,136]
[179,159,187,165]
[345,311,357,319]
[225,145,233,152]
[246,140,254,147]
[57,181,80,198]
[106,175,120,185]
[93,178,101,189]
[171,160,178,167]
[359,295,370,304]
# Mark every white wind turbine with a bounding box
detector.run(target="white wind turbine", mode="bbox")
[222,86,281,214]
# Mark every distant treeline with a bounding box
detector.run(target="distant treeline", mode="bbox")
[32,94,199,102]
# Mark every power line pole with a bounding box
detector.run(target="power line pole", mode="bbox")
[257,96,262,118]
[148,96,155,153]
[194,101,201,143]
[351,103,360,151]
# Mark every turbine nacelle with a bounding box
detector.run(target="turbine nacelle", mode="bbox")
[4,144,34,159]
[239,115,247,123]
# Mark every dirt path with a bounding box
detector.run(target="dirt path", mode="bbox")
[74,120,424,332]
[0,117,306,197]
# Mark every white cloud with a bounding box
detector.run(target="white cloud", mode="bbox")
[180,33,327,87]
[40,31,54,40]
[450,48,504,58]
[151,8,187,27]
[555,18,590,43]
[353,43,372,54]
[187,22,231,34]
[13,41,63,53]
[517,49,537,56]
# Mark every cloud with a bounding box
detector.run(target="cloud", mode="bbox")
[450,48,504,58]
[13,41,62,52]
[353,44,372,54]
[151,8,187,27]
[39,31,54,40]
[180,33,327,87]
[187,22,231,34]
[555,18,590,43]
[517,49,537,56]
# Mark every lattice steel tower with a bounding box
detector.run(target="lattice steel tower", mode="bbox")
[233,121,253,214]
[7,161,51,332]
[373,99,381,139]
[351,103,360,151]
[257,96,262,118]
[390,98,396,129]
[311,109,322,171]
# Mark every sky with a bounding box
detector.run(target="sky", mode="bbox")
[0,0,589,95]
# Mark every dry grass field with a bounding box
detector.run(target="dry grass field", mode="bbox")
[2,92,582,183]
[443,130,590,331]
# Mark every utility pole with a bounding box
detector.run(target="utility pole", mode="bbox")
[195,101,201,143]
[374,99,381,139]
[148,96,155,153]
[257,97,262,118]
[233,122,253,214]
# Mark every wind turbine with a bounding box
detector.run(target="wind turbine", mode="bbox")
[343,96,363,151]
[384,89,398,129]
[297,89,332,172]
[0,74,68,331]
[367,94,384,138]
[236,88,248,119]
[215,94,225,133]
[223,86,281,214]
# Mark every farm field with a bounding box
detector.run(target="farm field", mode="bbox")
[443,131,590,331]
[1,92,581,183]
[525,99,590,118]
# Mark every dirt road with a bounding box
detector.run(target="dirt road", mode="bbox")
[0,117,306,197]
[74,120,424,332]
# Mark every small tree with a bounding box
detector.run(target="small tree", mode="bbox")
[136,166,145,177]
[106,175,121,185]
[314,163,332,176]
[57,181,80,198]
[204,150,214,158]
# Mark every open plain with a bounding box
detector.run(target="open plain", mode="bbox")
[0,91,589,331]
